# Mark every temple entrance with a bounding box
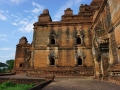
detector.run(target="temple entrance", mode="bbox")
[19,63,23,67]
[50,38,55,44]
[78,58,82,65]
[50,58,55,65]
[77,37,81,44]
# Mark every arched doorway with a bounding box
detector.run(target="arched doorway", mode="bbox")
[19,63,23,68]
[50,37,55,44]
[76,37,81,44]
[50,57,55,65]
[78,58,82,65]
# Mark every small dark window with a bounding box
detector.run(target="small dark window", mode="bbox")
[50,58,55,65]
[78,58,82,65]
[50,38,55,44]
[19,63,23,67]
[77,37,81,44]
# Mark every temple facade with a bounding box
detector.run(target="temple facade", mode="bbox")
[14,0,120,79]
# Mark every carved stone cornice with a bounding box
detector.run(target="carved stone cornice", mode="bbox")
[48,50,57,59]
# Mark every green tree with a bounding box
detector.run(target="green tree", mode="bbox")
[6,59,14,72]
[0,62,8,67]
[0,62,8,72]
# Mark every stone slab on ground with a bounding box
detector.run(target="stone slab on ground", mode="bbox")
[42,77,120,90]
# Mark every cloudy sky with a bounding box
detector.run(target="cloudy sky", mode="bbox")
[0,0,92,63]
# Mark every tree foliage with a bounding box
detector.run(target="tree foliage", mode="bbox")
[0,62,8,72]
[0,62,8,67]
[6,59,14,72]
[0,81,34,90]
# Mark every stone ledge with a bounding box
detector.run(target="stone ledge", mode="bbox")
[108,76,120,85]
[45,75,55,81]
[29,80,52,90]
[0,78,45,84]
[0,72,16,76]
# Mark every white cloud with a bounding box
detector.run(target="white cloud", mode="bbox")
[9,0,27,4]
[19,16,37,33]
[0,34,7,37]
[0,0,27,5]
[19,19,28,25]
[11,16,35,33]
[0,13,7,21]
[11,14,20,26]
[11,1,44,33]
[6,10,9,13]
[19,22,34,33]
[11,14,19,18]
[74,0,83,4]
[53,0,83,20]
[0,38,8,41]
[32,1,44,13]
[0,34,8,41]
[24,10,30,12]
[0,47,12,51]
[17,18,34,33]
[27,16,32,19]
[0,10,4,13]
[0,56,7,58]
[53,19,59,21]
[11,11,37,33]
[11,22,18,26]
[0,51,15,63]
[24,1,44,14]
[54,0,73,20]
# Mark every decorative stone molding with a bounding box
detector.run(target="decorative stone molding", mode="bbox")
[74,28,85,45]
[49,29,58,38]
[66,27,70,39]
[48,50,57,59]
[75,51,86,59]
[75,51,86,66]
[48,27,58,46]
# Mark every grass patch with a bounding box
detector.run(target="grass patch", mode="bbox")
[0,81,35,90]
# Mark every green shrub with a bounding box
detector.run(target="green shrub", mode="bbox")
[0,81,16,89]
[0,81,35,90]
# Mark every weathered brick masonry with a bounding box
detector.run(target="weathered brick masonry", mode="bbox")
[14,0,120,80]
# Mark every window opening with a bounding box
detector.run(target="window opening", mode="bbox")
[50,58,55,65]
[78,58,82,65]
[19,63,23,67]
[77,37,81,44]
[50,37,55,44]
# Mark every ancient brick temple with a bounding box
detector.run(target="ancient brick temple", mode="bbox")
[14,0,120,79]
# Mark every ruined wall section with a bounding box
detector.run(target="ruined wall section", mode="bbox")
[107,0,120,64]
[91,0,110,78]
[91,0,120,79]
[108,0,120,64]
[14,37,32,73]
